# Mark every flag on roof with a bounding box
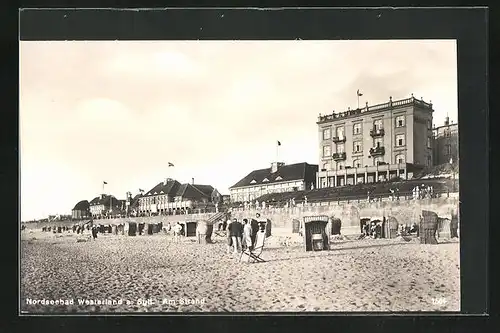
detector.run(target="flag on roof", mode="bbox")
[103,181,108,184]
[277,141,281,146]
[168,162,174,167]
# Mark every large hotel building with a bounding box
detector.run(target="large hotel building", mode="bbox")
[432,116,459,165]
[316,95,434,188]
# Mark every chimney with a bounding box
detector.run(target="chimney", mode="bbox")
[192,178,195,185]
[101,194,105,200]
[271,162,285,173]
[163,178,168,186]
[445,116,450,126]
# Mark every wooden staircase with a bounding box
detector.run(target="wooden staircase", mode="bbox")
[207,211,226,224]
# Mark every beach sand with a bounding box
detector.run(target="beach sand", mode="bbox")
[20,230,460,313]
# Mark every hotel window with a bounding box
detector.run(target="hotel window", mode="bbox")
[320,177,326,188]
[373,119,383,131]
[395,154,406,164]
[353,159,362,168]
[353,123,362,135]
[445,144,451,155]
[427,155,432,166]
[427,120,432,129]
[322,162,330,170]
[353,140,363,152]
[322,128,331,140]
[337,162,345,170]
[336,126,345,139]
[374,138,383,148]
[427,137,432,148]
[396,134,405,147]
[323,145,331,157]
[336,143,345,153]
[328,177,334,187]
[395,115,405,127]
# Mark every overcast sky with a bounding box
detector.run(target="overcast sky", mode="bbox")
[19,40,457,221]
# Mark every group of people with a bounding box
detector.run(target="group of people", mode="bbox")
[412,184,434,199]
[361,220,383,238]
[399,223,419,236]
[223,213,265,254]
[389,188,400,201]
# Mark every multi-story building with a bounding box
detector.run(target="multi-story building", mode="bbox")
[316,95,434,188]
[138,178,216,215]
[71,200,90,220]
[89,194,122,218]
[432,116,459,165]
[229,162,318,202]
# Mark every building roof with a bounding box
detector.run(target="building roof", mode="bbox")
[230,162,318,189]
[142,180,214,201]
[89,195,119,207]
[176,183,213,201]
[130,194,142,209]
[191,184,215,197]
[72,200,89,211]
[89,197,100,205]
[144,179,182,197]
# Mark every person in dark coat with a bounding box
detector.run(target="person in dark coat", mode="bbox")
[91,226,98,240]
[250,213,261,247]
[229,218,243,254]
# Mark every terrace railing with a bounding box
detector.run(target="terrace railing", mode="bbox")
[229,189,456,212]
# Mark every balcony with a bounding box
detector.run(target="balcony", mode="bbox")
[332,136,346,143]
[332,152,347,161]
[369,146,385,156]
[370,128,385,137]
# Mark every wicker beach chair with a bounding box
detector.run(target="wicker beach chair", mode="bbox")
[240,230,266,263]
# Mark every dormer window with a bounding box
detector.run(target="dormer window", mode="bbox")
[154,192,158,195]
[275,176,283,181]
[250,180,257,184]
[262,178,269,182]
[160,190,164,194]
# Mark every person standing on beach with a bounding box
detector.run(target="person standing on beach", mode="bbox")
[250,213,260,247]
[229,218,243,254]
[173,222,182,243]
[242,219,253,251]
[226,218,233,254]
[91,226,98,240]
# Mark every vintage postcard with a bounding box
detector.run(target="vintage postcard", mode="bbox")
[20,38,460,313]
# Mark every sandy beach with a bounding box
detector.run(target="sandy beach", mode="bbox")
[20,229,460,313]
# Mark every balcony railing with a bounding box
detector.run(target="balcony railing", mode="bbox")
[332,136,346,143]
[370,128,385,137]
[317,96,433,123]
[369,146,385,156]
[332,152,347,161]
